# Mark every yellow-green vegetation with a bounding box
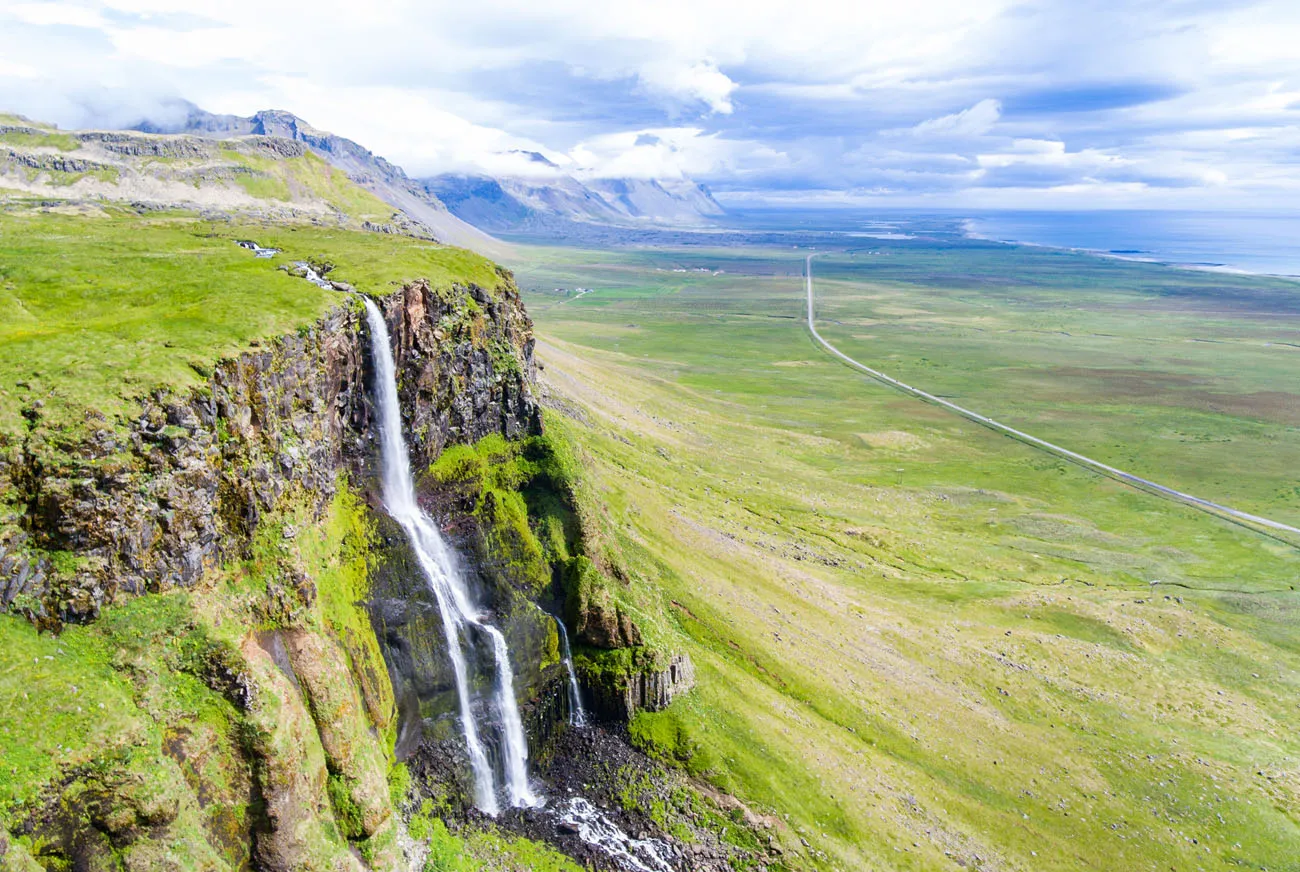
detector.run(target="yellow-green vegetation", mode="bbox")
[0,130,79,151]
[426,429,583,597]
[0,485,401,867]
[0,207,502,440]
[513,242,1300,870]
[221,146,394,221]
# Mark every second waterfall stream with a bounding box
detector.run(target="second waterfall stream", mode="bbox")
[364,298,536,815]
[363,296,674,872]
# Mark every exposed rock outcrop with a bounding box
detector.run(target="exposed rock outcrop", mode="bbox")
[563,555,644,649]
[243,634,367,872]
[0,828,43,872]
[585,654,696,722]
[1,277,538,627]
[385,274,540,461]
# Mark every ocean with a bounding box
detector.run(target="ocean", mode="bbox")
[960,210,1300,277]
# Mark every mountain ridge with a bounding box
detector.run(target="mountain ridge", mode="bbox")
[140,106,511,257]
[143,105,726,244]
[422,168,725,235]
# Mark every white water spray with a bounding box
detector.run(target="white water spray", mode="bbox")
[552,614,587,727]
[363,298,536,814]
[297,261,334,290]
[364,295,685,870]
[560,799,674,872]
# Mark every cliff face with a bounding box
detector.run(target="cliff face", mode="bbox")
[0,249,711,871]
[383,275,539,464]
[1,277,539,627]
[0,277,543,871]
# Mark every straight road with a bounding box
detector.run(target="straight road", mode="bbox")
[803,253,1300,544]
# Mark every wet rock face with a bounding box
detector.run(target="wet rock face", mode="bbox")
[586,655,696,723]
[1,277,539,627]
[383,277,540,467]
[367,509,564,764]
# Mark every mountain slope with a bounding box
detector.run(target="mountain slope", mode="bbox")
[422,163,726,235]
[0,116,416,229]
[148,107,510,257]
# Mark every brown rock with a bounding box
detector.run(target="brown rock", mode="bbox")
[283,630,393,838]
[241,635,365,872]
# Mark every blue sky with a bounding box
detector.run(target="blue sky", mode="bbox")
[2,0,1299,208]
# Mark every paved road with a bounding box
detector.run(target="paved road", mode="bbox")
[803,253,1300,543]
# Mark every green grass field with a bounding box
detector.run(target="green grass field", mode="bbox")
[0,205,503,440]
[511,239,1300,870]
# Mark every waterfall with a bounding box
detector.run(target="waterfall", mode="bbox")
[560,799,674,872]
[552,614,587,727]
[363,298,537,814]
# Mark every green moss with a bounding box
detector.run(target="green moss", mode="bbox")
[408,812,479,872]
[628,707,718,777]
[427,431,586,597]
[327,773,365,839]
[387,762,412,809]
[0,131,79,151]
[357,819,399,866]
[629,708,693,762]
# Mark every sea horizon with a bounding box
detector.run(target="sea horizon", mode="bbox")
[725,206,1300,278]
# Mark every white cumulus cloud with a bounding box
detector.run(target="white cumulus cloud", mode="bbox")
[911,98,1002,137]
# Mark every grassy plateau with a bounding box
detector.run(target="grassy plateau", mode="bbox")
[510,234,1300,871]
[0,204,501,441]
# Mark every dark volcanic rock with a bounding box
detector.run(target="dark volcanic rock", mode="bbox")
[0,276,539,626]
[484,724,782,872]
[585,654,697,723]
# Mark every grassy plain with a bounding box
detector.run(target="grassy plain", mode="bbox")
[0,206,502,439]
[810,245,1300,530]
[512,239,1300,870]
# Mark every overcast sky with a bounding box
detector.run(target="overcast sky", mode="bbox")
[2,0,1300,208]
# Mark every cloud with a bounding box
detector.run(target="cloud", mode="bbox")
[7,2,107,29]
[568,126,782,180]
[0,0,1299,207]
[636,59,737,114]
[910,98,1002,138]
[0,59,40,80]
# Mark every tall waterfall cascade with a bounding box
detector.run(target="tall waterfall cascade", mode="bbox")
[363,298,537,814]
[552,613,587,726]
[363,294,675,870]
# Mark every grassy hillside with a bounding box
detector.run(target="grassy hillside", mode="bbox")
[0,115,403,227]
[0,205,503,440]
[514,242,1300,870]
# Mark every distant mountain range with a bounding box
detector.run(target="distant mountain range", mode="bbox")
[143,107,726,246]
[422,151,725,234]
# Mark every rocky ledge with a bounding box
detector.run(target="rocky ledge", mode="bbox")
[0,274,539,626]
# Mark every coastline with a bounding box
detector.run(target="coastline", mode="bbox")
[958,213,1300,280]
